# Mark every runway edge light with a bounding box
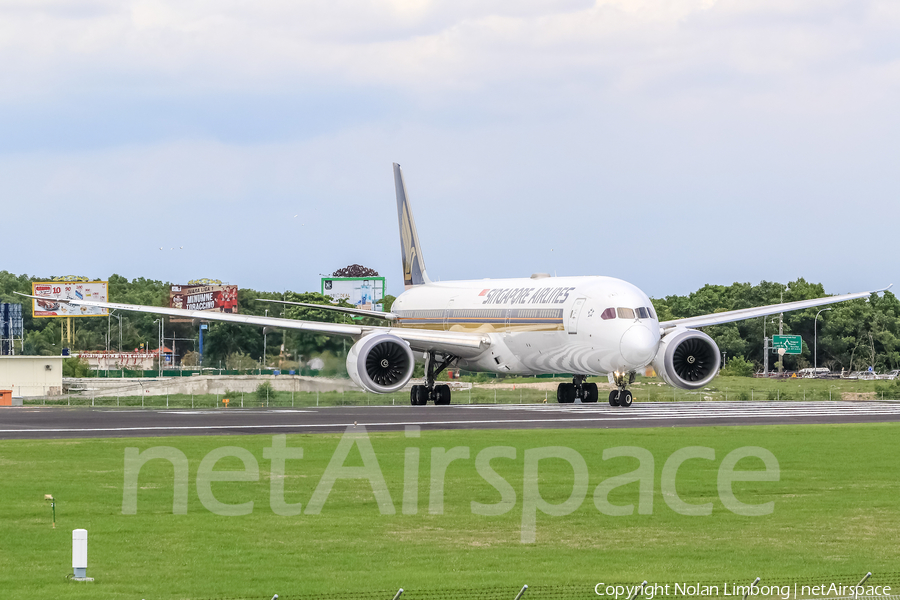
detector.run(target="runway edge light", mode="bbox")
[72,529,93,582]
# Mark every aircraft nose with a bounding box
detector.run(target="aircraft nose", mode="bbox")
[620,324,657,367]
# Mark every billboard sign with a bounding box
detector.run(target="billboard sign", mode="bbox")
[321,277,385,311]
[32,282,109,317]
[169,284,239,314]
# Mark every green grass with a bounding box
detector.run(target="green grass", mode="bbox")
[2,424,899,599]
[27,374,900,408]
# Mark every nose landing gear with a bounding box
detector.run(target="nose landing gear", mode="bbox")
[556,375,599,403]
[608,371,636,407]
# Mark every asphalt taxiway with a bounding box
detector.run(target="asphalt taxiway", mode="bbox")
[1,401,899,439]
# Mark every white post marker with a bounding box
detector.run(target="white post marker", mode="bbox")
[72,528,93,581]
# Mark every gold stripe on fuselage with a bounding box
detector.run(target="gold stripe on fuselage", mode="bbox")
[395,308,565,333]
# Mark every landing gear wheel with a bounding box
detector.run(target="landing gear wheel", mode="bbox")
[619,390,633,407]
[582,383,599,403]
[412,385,429,406]
[434,384,452,405]
[608,390,620,406]
[557,383,576,403]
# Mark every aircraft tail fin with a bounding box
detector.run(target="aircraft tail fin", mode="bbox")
[393,163,431,289]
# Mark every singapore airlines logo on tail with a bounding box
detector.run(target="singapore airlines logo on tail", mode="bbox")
[394,162,429,289]
[401,209,417,287]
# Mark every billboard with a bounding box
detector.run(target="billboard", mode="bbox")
[32,282,109,317]
[321,277,385,311]
[169,284,239,314]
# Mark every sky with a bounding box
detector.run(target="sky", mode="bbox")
[2,0,899,299]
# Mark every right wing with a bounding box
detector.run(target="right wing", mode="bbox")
[660,286,891,330]
[15,293,489,357]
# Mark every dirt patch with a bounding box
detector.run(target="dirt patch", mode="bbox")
[841,392,877,401]
[475,381,615,391]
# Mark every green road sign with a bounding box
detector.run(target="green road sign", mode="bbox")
[773,335,803,354]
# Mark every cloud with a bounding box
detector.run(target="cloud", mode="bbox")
[2,0,897,104]
[0,1,899,295]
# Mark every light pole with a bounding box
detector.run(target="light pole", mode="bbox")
[153,319,161,371]
[763,316,778,376]
[116,314,123,353]
[263,309,268,369]
[814,307,832,375]
[109,312,123,353]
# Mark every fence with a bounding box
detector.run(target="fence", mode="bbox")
[158,572,900,600]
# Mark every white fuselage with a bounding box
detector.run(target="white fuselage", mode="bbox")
[391,275,661,376]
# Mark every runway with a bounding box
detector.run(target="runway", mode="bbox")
[2,400,900,439]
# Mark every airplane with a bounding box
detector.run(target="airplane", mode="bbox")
[19,163,890,407]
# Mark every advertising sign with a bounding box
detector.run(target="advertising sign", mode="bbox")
[32,282,109,317]
[169,284,239,314]
[321,277,385,311]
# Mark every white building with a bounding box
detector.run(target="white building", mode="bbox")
[0,356,64,397]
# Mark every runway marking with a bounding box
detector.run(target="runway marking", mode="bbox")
[2,402,899,434]
[161,410,315,415]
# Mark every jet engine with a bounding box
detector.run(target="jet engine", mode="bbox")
[652,328,721,390]
[346,333,415,394]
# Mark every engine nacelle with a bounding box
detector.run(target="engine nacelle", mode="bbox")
[652,328,721,390]
[346,333,415,394]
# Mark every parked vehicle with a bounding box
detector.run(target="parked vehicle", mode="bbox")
[798,367,830,378]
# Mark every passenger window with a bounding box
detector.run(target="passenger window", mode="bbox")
[617,307,635,319]
[600,308,616,320]
[636,307,649,319]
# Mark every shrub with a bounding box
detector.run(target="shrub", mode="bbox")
[63,357,94,378]
[719,356,755,377]
[255,381,274,402]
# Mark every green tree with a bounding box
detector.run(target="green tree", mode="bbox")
[226,351,257,371]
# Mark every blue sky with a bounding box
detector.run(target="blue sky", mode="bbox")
[2,0,898,298]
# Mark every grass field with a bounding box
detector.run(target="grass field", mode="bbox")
[25,374,900,408]
[1,424,899,599]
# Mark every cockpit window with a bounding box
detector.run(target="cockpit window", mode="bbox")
[636,307,650,319]
[600,307,616,320]
[647,306,657,320]
[617,307,635,319]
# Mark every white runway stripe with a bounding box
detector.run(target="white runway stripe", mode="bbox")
[455,401,900,417]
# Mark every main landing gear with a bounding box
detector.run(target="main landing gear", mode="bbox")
[410,352,457,406]
[608,371,636,407]
[556,375,599,404]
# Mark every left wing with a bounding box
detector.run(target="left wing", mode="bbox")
[660,286,891,330]
[14,294,489,357]
[255,298,397,321]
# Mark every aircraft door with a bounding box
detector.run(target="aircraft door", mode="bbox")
[443,297,457,331]
[568,298,586,334]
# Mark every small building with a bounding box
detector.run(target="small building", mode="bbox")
[0,356,64,397]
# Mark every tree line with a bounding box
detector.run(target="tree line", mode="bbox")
[1,271,896,374]
[651,278,900,374]
[0,271,394,370]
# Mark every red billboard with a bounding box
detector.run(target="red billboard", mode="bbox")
[169,284,238,314]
